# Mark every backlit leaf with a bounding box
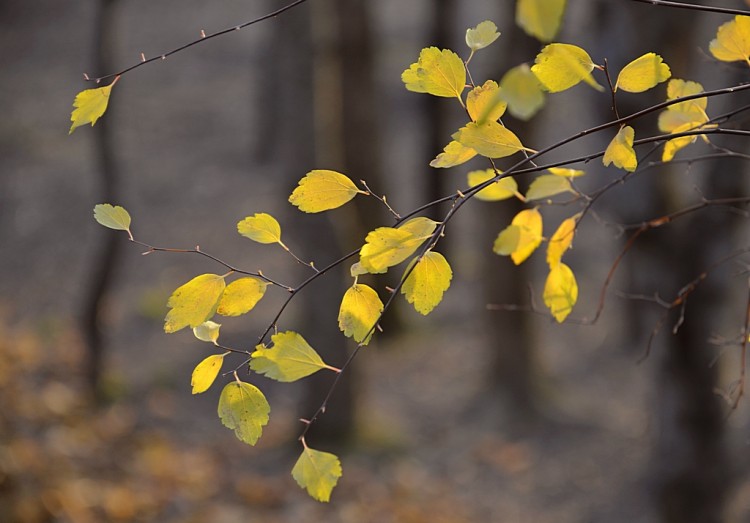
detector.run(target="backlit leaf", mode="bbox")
[250,331,330,382]
[217,380,270,445]
[93,203,131,232]
[662,123,699,162]
[543,262,578,322]
[217,277,268,316]
[547,215,578,267]
[69,83,114,134]
[547,167,584,178]
[401,251,452,315]
[465,20,501,51]
[499,64,546,121]
[467,169,519,201]
[603,125,637,172]
[516,0,567,42]
[531,43,603,92]
[191,353,226,394]
[525,174,574,200]
[615,53,671,93]
[164,274,226,333]
[453,121,525,159]
[338,284,383,344]
[193,320,221,343]
[658,109,707,133]
[493,225,521,256]
[289,170,363,213]
[360,217,438,274]
[402,47,467,99]
[292,447,342,503]
[429,140,477,168]
[710,15,750,64]
[493,208,543,265]
[467,81,507,124]
[666,79,706,113]
[237,213,282,244]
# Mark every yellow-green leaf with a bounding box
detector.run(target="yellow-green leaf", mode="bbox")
[350,262,368,277]
[547,215,578,267]
[401,47,466,99]
[193,320,221,343]
[237,213,282,244]
[453,121,525,159]
[191,353,226,394]
[603,125,637,172]
[493,208,543,265]
[516,0,567,42]
[164,274,226,333]
[429,140,477,168]
[338,284,383,344]
[543,262,578,322]
[93,203,131,232]
[398,217,440,239]
[288,170,363,213]
[662,122,699,162]
[465,20,501,51]
[292,447,342,503]
[709,15,750,64]
[217,277,268,317]
[69,83,114,134]
[658,109,707,134]
[359,217,438,274]
[531,43,603,93]
[500,63,546,121]
[467,80,506,124]
[467,169,519,201]
[250,331,330,382]
[525,174,574,200]
[401,251,452,315]
[547,167,584,178]
[666,79,706,113]
[615,53,671,93]
[217,380,270,445]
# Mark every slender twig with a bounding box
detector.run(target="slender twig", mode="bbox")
[629,0,750,17]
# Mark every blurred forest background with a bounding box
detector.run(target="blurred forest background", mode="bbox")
[2,0,750,521]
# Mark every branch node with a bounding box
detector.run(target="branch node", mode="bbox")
[140,52,146,62]
[200,29,206,38]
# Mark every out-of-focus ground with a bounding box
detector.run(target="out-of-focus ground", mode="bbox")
[2,1,750,522]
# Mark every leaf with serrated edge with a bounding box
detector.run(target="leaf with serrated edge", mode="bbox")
[547,215,579,267]
[250,331,329,382]
[531,43,603,93]
[93,204,131,232]
[217,381,270,445]
[516,0,567,42]
[237,213,282,244]
[401,47,466,99]
[193,320,221,343]
[615,53,671,93]
[69,84,114,134]
[500,64,546,121]
[360,217,438,274]
[467,169,519,201]
[525,174,574,200]
[401,251,452,315]
[429,140,477,168]
[289,170,363,213]
[467,81,506,124]
[191,354,226,394]
[164,274,226,333]
[292,447,342,503]
[453,121,525,159]
[465,20,501,51]
[603,126,637,172]
[543,262,578,322]
[710,15,750,64]
[338,284,383,344]
[217,277,268,316]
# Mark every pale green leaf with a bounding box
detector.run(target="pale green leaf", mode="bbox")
[93,203,131,232]
[429,140,477,168]
[250,331,329,382]
[164,274,226,333]
[191,353,226,394]
[402,47,466,99]
[465,20,501,51]
[69,83,114,134]
[499,64,546,121]
[237,213,282,244]
[338,284,383,344]
[217,380,270,445]
[531,43,603,92]
[217,277,268,317]
[493,209,543,265]
[467,169,519,202]
[292,447,342,503]
[289,170,363,213]
[543,262,578,322]
[453,121,525,159]
[193,320,221,343]
[401,251,452,315]
[525,174,574,200]
[516,0,567,42]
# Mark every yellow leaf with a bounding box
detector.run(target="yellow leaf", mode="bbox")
[191,353,226,394]
[467,169,519,201]
[397,216,439,238]
[338,284,383,344]
[467,80,507,124]
[237,213,282,244]
[216,277,268,316]
[465,20,501,51]
[217,381,270,445]
[615,53,671,93]
[452,121,525,159]
[516,0,567,42]
[192,320,221,343]
[710,15,750,64]
[662,122,699,162]
[429,140,477,168]
[402,47,466,99]
[292,447,342,503]
[499,64,546,121]
[164,274,226,333]
[359,217,438,274]
[666,78,706,113]
[493,208,543,265]
[603,125,637,172]
[93,203,131,232]
[525,174,574,200]
[547,167,584,178]
[547,215,578,267]
[288,170,363,213]
[250,331,330,382]
[401,251,452,315]
[69,83,114,134]
[658,109,707,133]
[543,263,578,322]
[531,43,603,93]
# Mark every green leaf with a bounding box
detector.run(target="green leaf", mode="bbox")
[217,380,270,445]
[516,0,567,42]
[499,64,546,121]
[531,43,603,92]
[193,320,221,343]
[525,174,574,200]
[467,169,519,202]
[69,83,115,134]
[402,47,466,99]
[164,274,226,333]
[453,121,525,159]
[250,331,330,382]
[359,217,438,274]
[338,284,383,344]
[93,203,131,232]
[292,447,342,503]
[543,262,578,322]
[237,213,282,244]
[429,140,477,168]
[465,20,501,51]
[289,170,364,213]
[401,251,452,315]
[217,277,268,317]
[191,353,226,394]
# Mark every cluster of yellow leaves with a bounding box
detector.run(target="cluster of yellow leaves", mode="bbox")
[658,79,711,161]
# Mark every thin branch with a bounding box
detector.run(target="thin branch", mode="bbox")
[629,0,750,17]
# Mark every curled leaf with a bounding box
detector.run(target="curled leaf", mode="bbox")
[603,125,637,172]
[531,43,603,92]
[429,140,477,169]
[193,320,221,343]
[493,208,543,265]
